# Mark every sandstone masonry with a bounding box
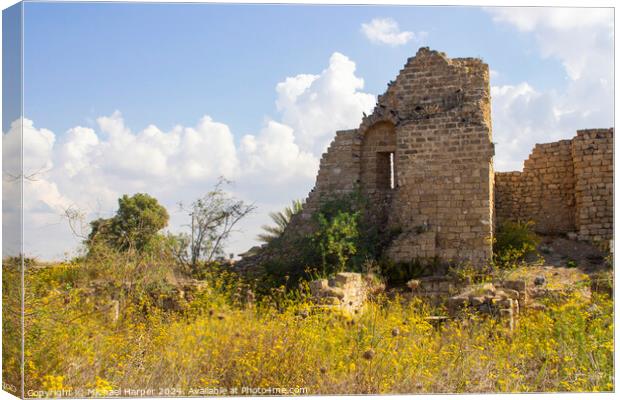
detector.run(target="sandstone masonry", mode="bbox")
[309,272,368,314]
[290,47,495,266]
[495,129,613,245]
[240,48,613,271]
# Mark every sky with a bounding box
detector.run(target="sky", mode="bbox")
[2,2,614,260]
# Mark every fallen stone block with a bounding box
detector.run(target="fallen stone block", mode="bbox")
[309,279,329,295]
[319,286,345,299]
[335,272,362,286]
[503,280,526,292]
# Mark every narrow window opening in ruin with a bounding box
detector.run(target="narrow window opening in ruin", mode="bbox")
[390,152,395,189]
[376,151,396,190]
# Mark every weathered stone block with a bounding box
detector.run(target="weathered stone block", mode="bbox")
[498,288,520,300]
[503,280,526,292]
[335,272,362,286]
[319,286,345,299]
[309,279,329,295]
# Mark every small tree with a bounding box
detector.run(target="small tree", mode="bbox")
[179,178,256,273]
[313,210,360,274]
[258,199,304,243]
[88,193,169,252]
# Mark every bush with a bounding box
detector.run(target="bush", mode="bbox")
[81,234,182,300]
[314,210,360,275]
[493,221,539,267]
[315,190,398,266]
[379,257,441,286]
[254,190,402,291]
[253,239,322,297]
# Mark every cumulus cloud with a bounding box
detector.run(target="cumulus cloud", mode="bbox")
[490,83,559,171]
[2,119,78,258]
[487,7,613,171]
[3,118,56,178]
[489,7,612,80]
[490,7,611,32]
[240,120,318,183]
[276,52,375,154]
[8,112,305,258]
[361,18,425,46]
[3,119,71,214]
[8,52,375,260]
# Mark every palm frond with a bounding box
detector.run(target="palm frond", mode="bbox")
[257,199,304,243]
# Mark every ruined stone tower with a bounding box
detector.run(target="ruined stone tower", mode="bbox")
[239,47,613,275]
[294,47,495,266]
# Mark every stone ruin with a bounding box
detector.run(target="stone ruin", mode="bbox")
[409,276,528,331]
[298,47,495,267]
[309,272,370,314]
[239,47,613,273]
[495,129,613,244]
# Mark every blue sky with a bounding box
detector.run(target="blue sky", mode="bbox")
[2,2,614,259]
[22,3,565,136]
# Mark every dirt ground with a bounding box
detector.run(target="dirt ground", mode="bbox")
[508,235,613,300]
[536,235,609,272]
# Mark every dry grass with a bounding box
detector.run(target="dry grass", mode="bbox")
[7,261,615,396]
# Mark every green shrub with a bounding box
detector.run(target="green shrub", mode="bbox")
[379,257,440,285]
[314,210,360,275]
[312,190,402,272]
[493,220,539,267]
[254,190,402,291]
[566,259,577,268]
[252,235,323,296]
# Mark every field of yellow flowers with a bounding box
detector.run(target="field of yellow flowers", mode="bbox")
[3,260,614,396]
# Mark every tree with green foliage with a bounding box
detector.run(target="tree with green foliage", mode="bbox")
[313,210,360,274]
[87,193,169,252]
[257,200,304,244]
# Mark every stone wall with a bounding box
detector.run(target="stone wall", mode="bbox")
[495,140,576,234]
[239,47,612,276]
[380,50,494,266]
[285,47,495,267]
[299,129,361,221]
[572,129,614,242]
[495,128,613,244]
[406,276,460,305]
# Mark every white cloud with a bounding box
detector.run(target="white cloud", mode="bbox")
[2,118,56,177]
[84,112,240,182]
[276,52,376,154]
[2,119,78,259]
[489,7,612,80]
[9,52,376,260]
[59,126,99,177]
[489,7,611,34]
[361,18,425,46]
[3,119,71,214]
[240,120,318,183]
[490,83,558,171]
[487,7,613,171]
